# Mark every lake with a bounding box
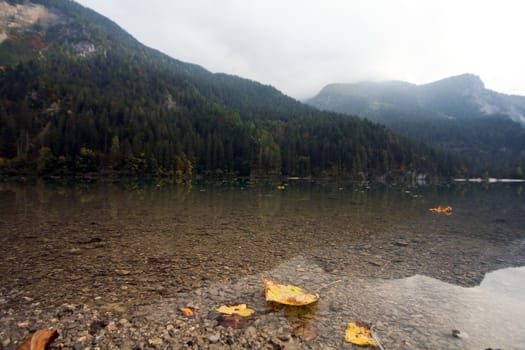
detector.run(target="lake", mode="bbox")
[0,180,524,349]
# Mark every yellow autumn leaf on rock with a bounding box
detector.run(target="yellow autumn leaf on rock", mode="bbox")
[216,304,254,317]
[345,322,377,347]
[262,278,319,306]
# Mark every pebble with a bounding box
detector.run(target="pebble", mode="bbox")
[17,320,30,328]
[209,335,220,343]
[244,326,257,338]
[148,336,163,346]
[452,329,468,339]
[278,334,291,341]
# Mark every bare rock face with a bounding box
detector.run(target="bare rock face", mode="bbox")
[0,1,99,57]
[0,1,59,45]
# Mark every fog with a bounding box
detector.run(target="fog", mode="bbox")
[76,0,525,99]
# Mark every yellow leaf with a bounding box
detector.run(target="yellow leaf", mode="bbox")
[262,278,318,306]
[216,304,254,317]
[344,322,377,347]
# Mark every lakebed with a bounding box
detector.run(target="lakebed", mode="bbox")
[1,180,524,349]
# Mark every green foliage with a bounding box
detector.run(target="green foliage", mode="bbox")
[37,146,56,174]
[0,0,466,179]
[75,146,97,172]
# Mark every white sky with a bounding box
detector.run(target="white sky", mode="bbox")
[75,0,525,100]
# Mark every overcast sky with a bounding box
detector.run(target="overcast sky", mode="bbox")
[75,0,525,100]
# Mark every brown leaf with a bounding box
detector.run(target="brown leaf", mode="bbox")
[179,307,195,318]
[429,205,453,215]
[217,314,254,329]
[16,329,59,350]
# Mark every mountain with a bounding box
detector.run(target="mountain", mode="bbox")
[307,74,525,178]
[0,0,463,180]
[309,74,525,123]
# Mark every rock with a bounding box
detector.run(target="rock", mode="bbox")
[244,325,257,339]
[119,340,137,350]
[208,335,220,343]
[278,334,291,341]
[76,335,88,343]
[452,329,468,339]
[119,318,131,327]
[101,303,127,313]
[148,337,163,346]
[89,320,107,335]
[329,302,342,312]
[2,337,11,347]
[17,320,30,328]
[106,321,117,332]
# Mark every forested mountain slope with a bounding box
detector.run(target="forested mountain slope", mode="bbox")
[307,75,525,178]
[0,0,463,179]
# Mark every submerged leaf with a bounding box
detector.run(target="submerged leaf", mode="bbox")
[293,323,318,342]
[216,304,255,317]
[262,278,318,306]
[429,205,452,215]
[345,322,377,347]
[16,329,59,350]
[217,314,253,328]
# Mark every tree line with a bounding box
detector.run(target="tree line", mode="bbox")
[0,0,466,179]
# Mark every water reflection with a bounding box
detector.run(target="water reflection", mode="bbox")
[370,266,525,349]
[139,255,525,349]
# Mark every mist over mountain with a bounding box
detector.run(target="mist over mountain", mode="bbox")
[0,0,464,179]
[307,74,525,177]
[309,74,525,123]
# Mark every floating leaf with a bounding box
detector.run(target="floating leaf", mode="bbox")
[344,322,377,347]
[16,329,59,350]
[429,205,452,215]
[262,278,318,306]
[216,304,254,317]
[179,307,195,318]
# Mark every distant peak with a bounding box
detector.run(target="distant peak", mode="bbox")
[425,73,485,90]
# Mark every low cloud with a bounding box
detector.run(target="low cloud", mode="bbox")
[77,0,525,99]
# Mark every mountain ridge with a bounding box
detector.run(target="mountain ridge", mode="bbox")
[0,0,467,179]
[307,74,525,177]
[309,74,525,123]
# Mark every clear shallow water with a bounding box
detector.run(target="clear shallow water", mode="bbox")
[0,180,524,348]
